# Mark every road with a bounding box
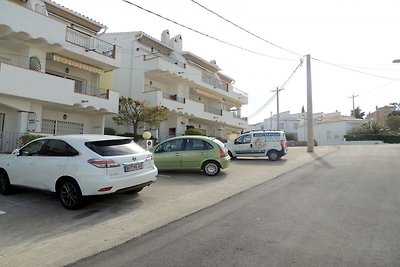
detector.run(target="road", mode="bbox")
[70,145,400,267]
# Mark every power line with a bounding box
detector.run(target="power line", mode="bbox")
[312,57,400,82]
[190,0,302,58]
[247,58,304,119]
[120,0,297,62]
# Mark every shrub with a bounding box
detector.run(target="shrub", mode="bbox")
[104,127,116,135]
[285,132,298,141]
[184,128,204,135]
[19,133,44,145]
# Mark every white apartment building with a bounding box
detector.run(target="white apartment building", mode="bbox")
[102,30,248,141]
[0,0,120,152]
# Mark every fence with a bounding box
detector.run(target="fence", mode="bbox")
[0,132,24,154]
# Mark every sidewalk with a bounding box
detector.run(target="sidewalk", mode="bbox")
[1,146,337,267]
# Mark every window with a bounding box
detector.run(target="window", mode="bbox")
[184,139,213,151]
[85,139,145,156]
[41,140,79,157]
[234,134,251,144]
[19,139,46,156]
[155,139,184,153]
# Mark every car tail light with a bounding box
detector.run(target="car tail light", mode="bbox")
[98,186,113,192]
[146,154,153,161]
[218,145,226,158]
[280,139,285,149]
[88,159,120,168]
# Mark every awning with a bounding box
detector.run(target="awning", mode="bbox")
[52,54,104,74]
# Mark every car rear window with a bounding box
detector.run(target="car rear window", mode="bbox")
[85,139,145,156]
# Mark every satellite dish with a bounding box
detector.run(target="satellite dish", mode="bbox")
[29,56,41,72]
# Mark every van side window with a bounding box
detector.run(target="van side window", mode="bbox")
[234,134,251,144]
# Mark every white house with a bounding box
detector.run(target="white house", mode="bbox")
[102,30,248,141]
[250,111,338,133]
[0,0,120,151]
[297,115,364,145]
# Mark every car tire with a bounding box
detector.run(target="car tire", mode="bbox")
[58,179,83,210]
[228,151,236,160]
[202,161,220,176]
[267,150,280,161]
[0,171,12,195]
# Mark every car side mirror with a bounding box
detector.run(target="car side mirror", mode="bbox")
[11,149,20,156]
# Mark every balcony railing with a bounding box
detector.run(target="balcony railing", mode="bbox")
[233,113,248,121]
[204,105,222,116]
[162,92,185,104]
[66,27,115,58]
[74,83,109,99]
[201,73,229,92]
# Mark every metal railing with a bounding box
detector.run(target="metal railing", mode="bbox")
[66,27,115,58]
[74,83,109,99]
[162,92,185,103]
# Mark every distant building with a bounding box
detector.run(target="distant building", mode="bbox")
[298,115,363,146]
[366,106,396,126]
[250,111,363,146]
[250,111,340,134]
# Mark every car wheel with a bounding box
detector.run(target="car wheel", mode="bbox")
[228,151,236,160]
[203,161,220,176]
[267,150,280,161]
[0,171,12,195]
[58,180,83,210]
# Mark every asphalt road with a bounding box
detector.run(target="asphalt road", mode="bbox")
[70,145,400,267]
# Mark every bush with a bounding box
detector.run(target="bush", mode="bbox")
[285,132,298,141]
[344,134,400,143]
[104,127,116,135]
[184,128,204,135]
[19,133,44,145]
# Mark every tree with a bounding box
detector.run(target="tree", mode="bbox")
[112,97,169,135]
[350,106,365,119]
[347,120,384,136]
[387,114,400,133]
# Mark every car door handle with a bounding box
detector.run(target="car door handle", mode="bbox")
[175,153,180,156]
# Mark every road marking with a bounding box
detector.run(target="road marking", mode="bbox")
[0,210,6,215]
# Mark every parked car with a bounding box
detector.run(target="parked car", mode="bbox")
[153,136,230,176]
[226,130,287,161]
[0,135,158,209]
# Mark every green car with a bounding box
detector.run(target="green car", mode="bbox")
[153,136,230,176]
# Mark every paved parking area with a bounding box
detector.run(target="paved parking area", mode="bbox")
[0,146,336,267]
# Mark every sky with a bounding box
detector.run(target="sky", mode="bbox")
[54,0,400,124]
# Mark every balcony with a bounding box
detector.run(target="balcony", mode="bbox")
[0,63,118,113]
[66,27,116,59]
[74,82,109,99]
[201,73,228,92]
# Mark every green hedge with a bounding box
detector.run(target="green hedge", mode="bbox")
[344,134,400,143]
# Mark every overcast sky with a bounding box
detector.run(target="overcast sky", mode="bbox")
[54,0,400,124]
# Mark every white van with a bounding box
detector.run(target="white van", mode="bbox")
[226,130,287,161]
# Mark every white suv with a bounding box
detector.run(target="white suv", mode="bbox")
[226,131,287,161]
[0,135,158,209]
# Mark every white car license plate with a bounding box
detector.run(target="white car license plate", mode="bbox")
[124,162,143,172]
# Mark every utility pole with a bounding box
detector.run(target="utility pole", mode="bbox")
[348,93,359,117]
[272,87,284,130]
[306,54,314,152]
